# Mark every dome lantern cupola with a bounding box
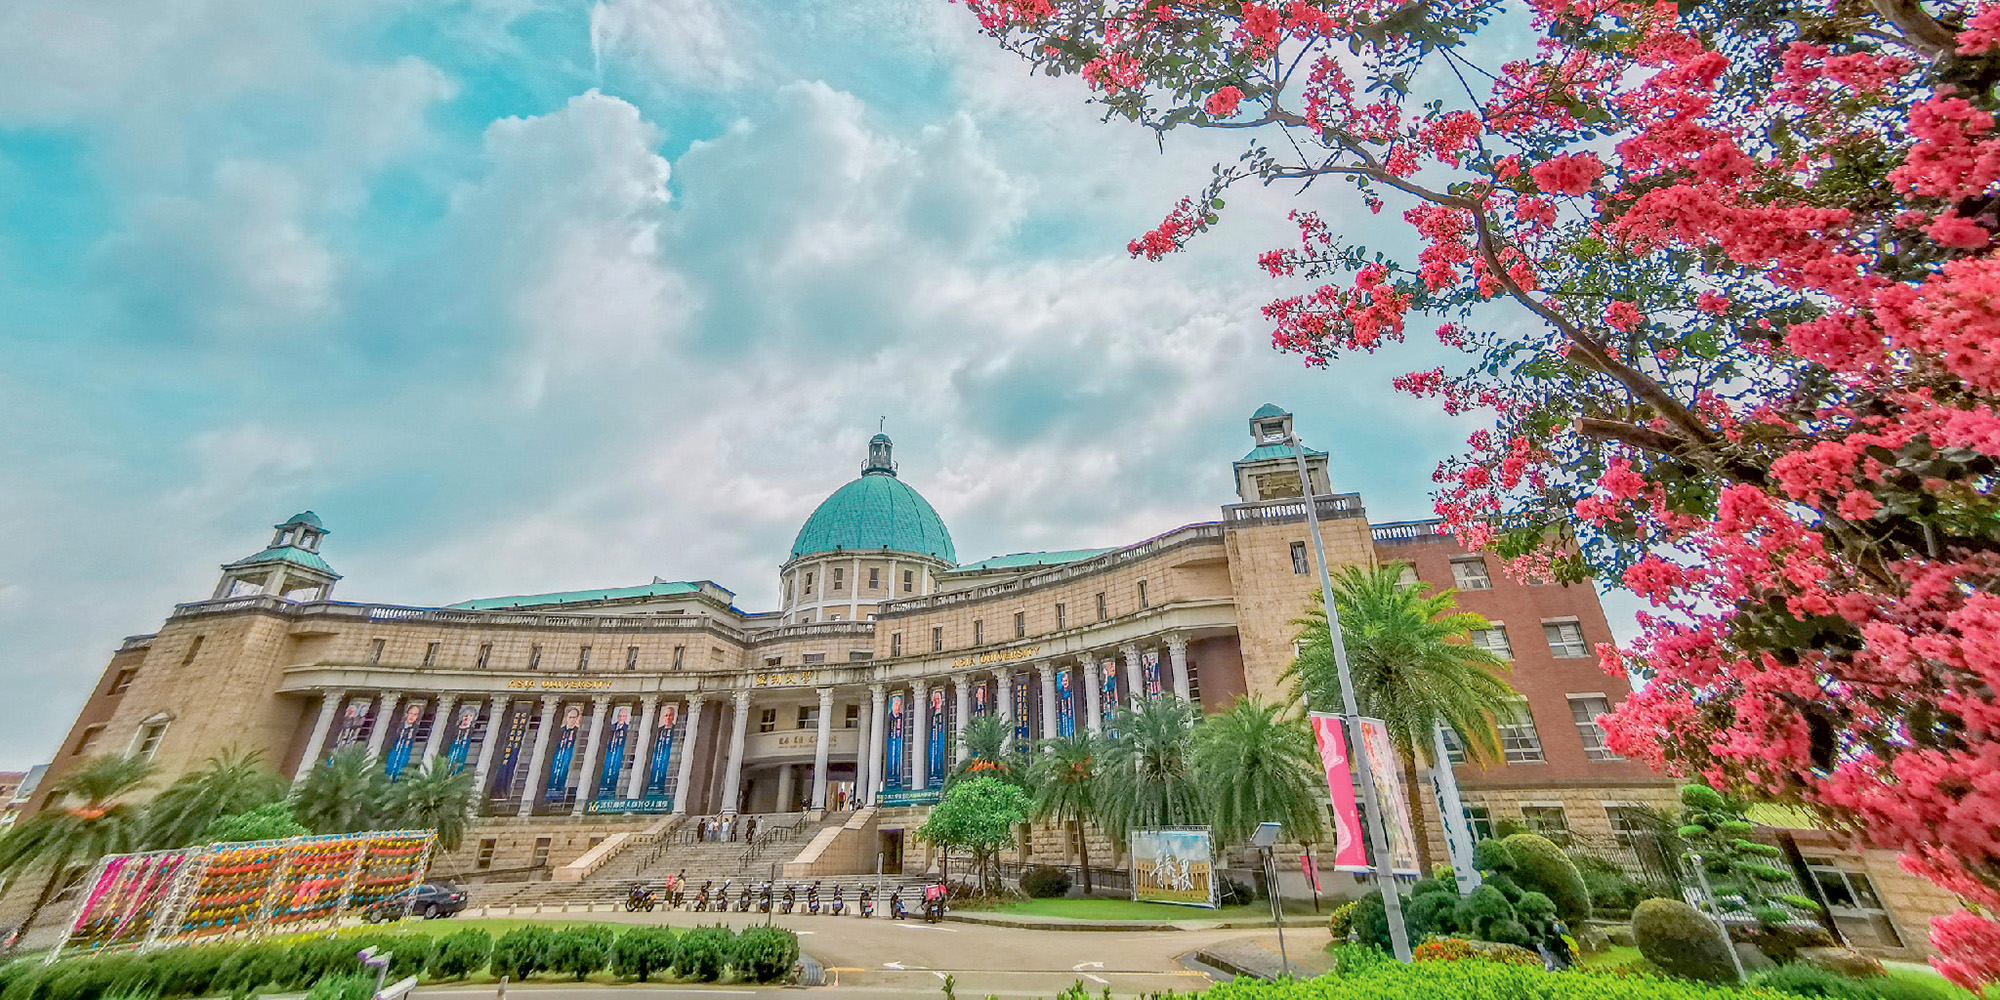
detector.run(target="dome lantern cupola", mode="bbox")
[781,432,956,623]
[865,433,896,476]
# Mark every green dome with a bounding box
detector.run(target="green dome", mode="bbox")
[791,435,955,562]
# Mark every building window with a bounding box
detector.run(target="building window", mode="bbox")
[798,705,820,728]
[973,620,984,645]
[577,646,591,671]
[672,646,686,671]
[1096,592,1108,621]
[626,646,640,671]
[182,635,205,665]
[1497,701,1545,763]
[1451,557,1493,590]
[1055,603,1066,630]
[528,645,543,670]
[869,567,880,590]
[849,651,869,662]
[531,837,552,868]
[1469,627,1512,658]
[1464,805,1494,841]
[476,838,496,870]
[828,611,843,621]
[1014,611,1026,638]
[1568,695,1622,760]
[135,720,169,761]
[368,638,385,664]
[110,669,139,696]
[932,627,943,652]
[784,578,793,602]
[759,709,778,733]
[1520,805,1571,843]
[804,653,826,664]
[1606,805,1655,847]
[1137,580,1149,608]
[1291,541,1310,575]
[477,644,492,670]
[891,632,903,656]
[423,643,440,668]
[903,570,915,593]
[1440,726,1468,764]
[833,567,845,591]
[804,572,814,595]
[1545,621,1590,658]
[845,704,860,729]
[73,725,105,757]
[1395,564,1419,587]
[1805,859,1905,947]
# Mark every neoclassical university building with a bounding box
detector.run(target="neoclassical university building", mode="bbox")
[21,405,1672,878]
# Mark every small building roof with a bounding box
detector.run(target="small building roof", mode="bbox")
[1239,442,1326,463]
[227,546,339,576]
[1251,402,1288,419]
[446,581,727,610]
[278,511,325,530]
[951,548,1115,573]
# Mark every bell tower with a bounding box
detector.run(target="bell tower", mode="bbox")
[1232,403,1333,502]
[211,511,341,602]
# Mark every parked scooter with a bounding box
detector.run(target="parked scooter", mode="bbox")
[923,880,946,923]
[779,884,797,914]
[694,881,714,912]
[805,881,821,915]
[739,882,754,912]
[829,886,845,917]
[858,887,874,918]
[889,889,907,920]
[624,883,657,912]
[758,882,773,913]
[717,880,734,912]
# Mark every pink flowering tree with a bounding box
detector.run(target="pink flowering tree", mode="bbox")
[950,0,2000,984]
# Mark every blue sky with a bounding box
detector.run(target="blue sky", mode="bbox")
[0,0,1627,766]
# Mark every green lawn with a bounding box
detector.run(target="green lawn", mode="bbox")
[964,898,1273,921]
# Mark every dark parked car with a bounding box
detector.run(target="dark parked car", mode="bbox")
[364,882,468,921]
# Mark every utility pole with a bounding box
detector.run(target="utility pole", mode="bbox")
[1290,429,1413,963]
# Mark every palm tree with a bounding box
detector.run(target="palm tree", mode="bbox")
[142,747,286,848]
[1093,699,1205,846]
[289,745,386,834]
[1192,697,1326,848]
[0,754,154,934]
[380,760,478,853]
[1028,732,1103,893]
[1285,564,1518,766]
[947,714,1020,787]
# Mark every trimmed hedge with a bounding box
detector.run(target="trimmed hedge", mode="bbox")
[609,927,676,982]
[1201,956,1763,1000]
[1020,865,1072,898]
[674,925,733,982]
[546,925,615,981]
[732,926,799,983]
[1499,833,1592,924]
[1633,898,1738,984]
[492,926,555,980]
[430,930,493,981]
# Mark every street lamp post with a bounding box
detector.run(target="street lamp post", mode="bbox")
[1290,429,1414,963]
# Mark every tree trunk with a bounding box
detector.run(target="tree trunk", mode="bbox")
[18,851,75,945]
[1075,818,1093,895]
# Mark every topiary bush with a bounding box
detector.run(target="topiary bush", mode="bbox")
[545,926,614,982]
[1019,865,1072,898]
[1751,963,1881,1000]
[1326,901,1359,942]
[430,930,494,981]
[492,926,555,980]
[1632,898,1740,984]
[1499,833,1592,924]
[673,925,733,982]
[609,927,676,982]
[731,926,799,983]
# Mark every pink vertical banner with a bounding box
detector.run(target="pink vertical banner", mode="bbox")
[1310,712,1368,871]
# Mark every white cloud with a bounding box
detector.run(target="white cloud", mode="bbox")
[590,0,754,90]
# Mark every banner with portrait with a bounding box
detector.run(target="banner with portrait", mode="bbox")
[1130,829,1218,908]
[543,702,583,801]
[1141,649,1163,700]
[972,681,990,716]
[333,696,372,749]
[1358,717,1423,875]
[645,702,679,798]
[383,699,426,779]
[1056,667,1076,737]
[597,703,632,799]
[445,702,480,773]
[1309,713,1368,871]
[927,688,947,787]
[1100,660,1121,738]
[1011,672,1032,750]
[488,700,532,796]
[885,691,907,790]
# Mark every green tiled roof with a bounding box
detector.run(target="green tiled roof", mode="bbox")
[791,472,956,562]
[233,546,336,574]
[1240,443,1326,463]
[447,581,707,610]
[280,511,324,529]
[952,548,1114,573]
[1251,402,1288,419]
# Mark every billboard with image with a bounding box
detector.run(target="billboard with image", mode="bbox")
[1130,828,1218,908]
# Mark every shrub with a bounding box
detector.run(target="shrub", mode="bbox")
[674,925,733,982]
[545,926,614,981]
[1413,937,1541,966]
[1203,953,1754,1000]
[214,944,289,999]
[1327,944,1390,976]
[430,930,494,980]
[732,926,798,983]
[1019,865,1071,898]
[609,927,675,982]
[302,974,372,1000]
[1327,901,1358,942]
[1632,898,1739,984]
[1751,964,1881,1000]
[492,926,555,980]
[1734,924,1836,964]
[139,946,235,999]
[1498,834,1591,924]
[1868,975,1954,1000]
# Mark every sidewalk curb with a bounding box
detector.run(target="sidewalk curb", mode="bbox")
[1193,949,1269,981]
[946,914,1281,932]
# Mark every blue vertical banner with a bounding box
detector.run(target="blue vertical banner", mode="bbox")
[596,704,632,799]
[383,700,426,779]
[927,689,947,787]
[1142,649,1163,700]
[543,703,583,801]
[1101,659,1121,739]
[489,700,532,795]
[445,703,480,772]
[1012,673,1032,751]
[645,702,679,798]
[885,692,907,789]
[1057,668,1076,737]
[334,697,372,749]
[972,683,990,717]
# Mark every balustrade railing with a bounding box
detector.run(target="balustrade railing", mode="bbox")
[880,522,1228,616]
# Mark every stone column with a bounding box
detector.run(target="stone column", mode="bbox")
[470,699,502,792]
[517,695,561,817]
[1168,635,1192,706]
[854,696,874,806]
[1122,644,1144,707]
[364,692,403,761]
[995,668,1015,751]
[292,689,344,784]
[776,764,796,812]
[721,690,751,814]
[911,679,931,790]
[672,694,707,815]
[1081,659,1103,736]
[571,696,612,815]
[865,683,887,804]
[627,695,660,799]
[1039,663,1059,743]
[420,693,458,765]
[810,687,834,812]
[953,677,972,763]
